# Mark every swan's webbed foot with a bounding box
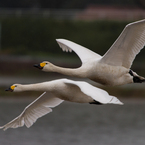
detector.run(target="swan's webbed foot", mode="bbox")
[129,70,145,83]
[89,100,103,105]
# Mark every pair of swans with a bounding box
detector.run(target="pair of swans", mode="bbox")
[1,19,145,130]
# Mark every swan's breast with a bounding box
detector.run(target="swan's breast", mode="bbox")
[88,63,130,86]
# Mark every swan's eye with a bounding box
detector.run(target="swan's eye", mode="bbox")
[15,85,17,87]
[46,63,48,64]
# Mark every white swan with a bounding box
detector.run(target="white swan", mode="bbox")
[0,79,122,130]
[34,19,145,86]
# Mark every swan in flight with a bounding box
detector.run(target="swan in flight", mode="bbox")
[0,79,122,130]
[34,19,145,86]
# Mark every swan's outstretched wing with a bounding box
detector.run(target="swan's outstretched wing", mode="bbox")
[100,19,145,68]
[56,39,102,64]
[64,79,123,105]
[0,92,63,131]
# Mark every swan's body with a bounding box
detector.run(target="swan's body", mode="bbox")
[35,19,145,86]
[0,79,122,130]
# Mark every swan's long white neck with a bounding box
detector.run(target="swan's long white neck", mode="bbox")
[43,64,86,77]
[15,82,53,92]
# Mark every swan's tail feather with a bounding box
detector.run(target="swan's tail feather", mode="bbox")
[108,96,123,105]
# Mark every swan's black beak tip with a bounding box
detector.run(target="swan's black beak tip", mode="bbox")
[33,64,43,69]
[5,87,13,92]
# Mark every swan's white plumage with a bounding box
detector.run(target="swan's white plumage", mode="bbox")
[64,79,122,104]
[56,39,102,64]
[100,19,145,68]
[0,92,63,131]
[0,79,122,130]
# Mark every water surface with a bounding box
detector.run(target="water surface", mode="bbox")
[0,98,145,145]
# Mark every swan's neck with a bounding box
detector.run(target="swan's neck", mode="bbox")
[44,64,86,77]
[17,82,53,92]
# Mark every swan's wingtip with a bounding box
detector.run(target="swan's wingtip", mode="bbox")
[112,101,124,105]
[56,39,61,43]
[115,100,124,105]
[56,39,59,41]
[56,38,63,42]
[56,39,68,42]
[0,126,5,131]
[119,102,124,105]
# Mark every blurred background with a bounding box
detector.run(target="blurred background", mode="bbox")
[0,1,145,145]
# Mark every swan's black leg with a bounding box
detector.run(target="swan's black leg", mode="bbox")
[129,69,134,76]
[133,76,145,83]
[89,100,103,105]
[129,69,145,83]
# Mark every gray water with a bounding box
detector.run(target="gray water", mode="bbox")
[0,98,145,145]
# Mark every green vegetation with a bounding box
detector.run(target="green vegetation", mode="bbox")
[1,18,145,63]
[0,18,129,55]
[1,18,145,61]
[0,17,145,72]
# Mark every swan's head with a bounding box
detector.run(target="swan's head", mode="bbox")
[34,61,53,71]
[5,84,22,92]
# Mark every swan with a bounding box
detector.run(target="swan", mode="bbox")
[0,78,122,130]
[34,19,145,86]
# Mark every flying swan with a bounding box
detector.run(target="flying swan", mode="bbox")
[0,79,122,130]
[34,19,145,86]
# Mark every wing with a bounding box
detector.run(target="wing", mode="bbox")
[100,19,145,68]
[0,92,63,131]
[64,79,123,105]
[56,39,102,64]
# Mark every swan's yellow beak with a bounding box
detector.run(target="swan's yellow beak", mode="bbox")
[34,62,46,69]
[5,85,15,92]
